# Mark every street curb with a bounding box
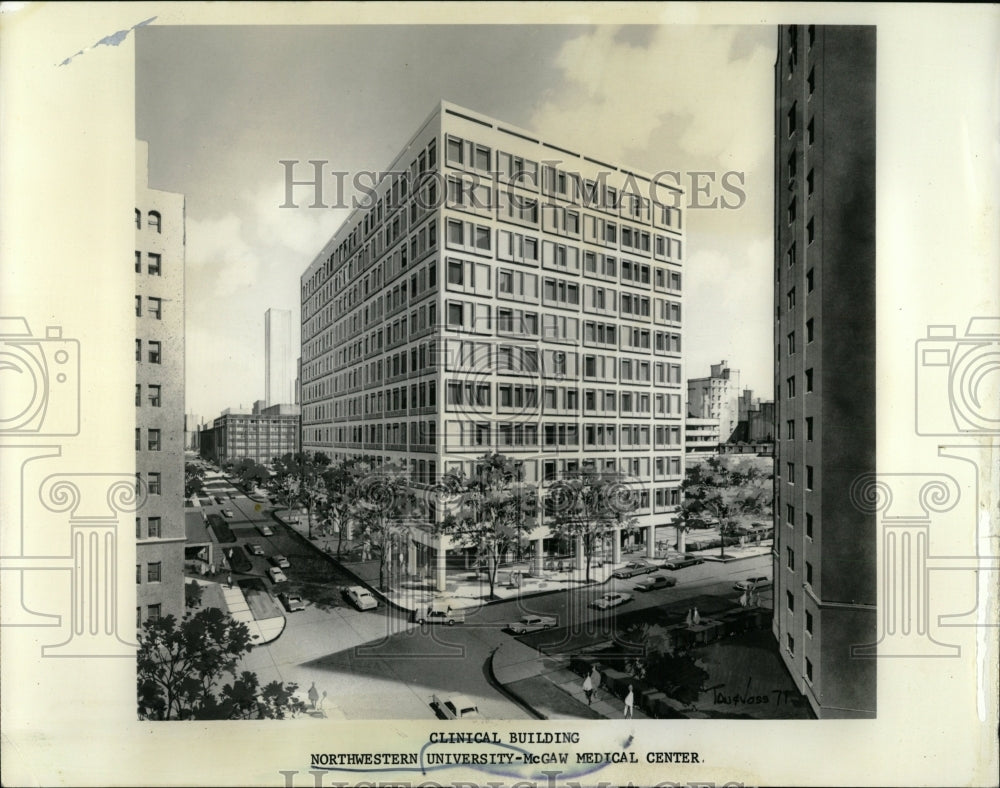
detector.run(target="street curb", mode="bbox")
[486,648,547,720]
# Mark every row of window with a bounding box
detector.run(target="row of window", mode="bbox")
[136,562,162,582]
[136,472,161,494]
[136,517,162,539]
[135,295,163,319]
[135,251,162,275]
[784,369,815,398]
[136,339,162,364]
[135,428,162,451]
[135,384,162,407]
[134,210,162,232]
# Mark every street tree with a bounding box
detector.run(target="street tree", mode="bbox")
[313,457,370,558]
[136,607,304,720]
[437,452,537,599]
[229,458,269,493]
[184,463,205,498]
[350,462,416,592]
[545,470,640,583]
[680,454,773,558]
[269,452,332,538]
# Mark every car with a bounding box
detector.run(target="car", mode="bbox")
[413,607,465,626]
[431,693,482,720]
[590,592,633,610]
[279,592,305,612]
[508,615,557,634]
[734,576,772,592]
[269,554,290,569]
[214,495,225,504]
[343,586,378,611]
[257,524,274,537]
[267,566,288,584]
[246,542,265,556]
[663,555,705,570]
[634,574,678,592]
[222,509,235,518]
[611,562,657,579]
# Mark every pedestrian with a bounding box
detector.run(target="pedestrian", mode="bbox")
[624,684,634,719]
[307,682,319,710]
[685,609,693,627]
[227,574,233,589]
[319,690,327,710]
[590,667,602,701]
[582,674,594,705]
[692,607,701,625]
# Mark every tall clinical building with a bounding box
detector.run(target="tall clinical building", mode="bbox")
[135,140,186,625]
[265,307,295,407]
[300,101,686,589]
[773,26,877,718]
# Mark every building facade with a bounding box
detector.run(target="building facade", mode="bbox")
[135,140,186,627]
[773,25,877,719]
[300,101,686,588]
[265,307,295,407]
[202,404,301,467]
[685,417,720,458]
[687,360,740,442]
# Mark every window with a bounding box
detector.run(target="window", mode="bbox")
[787,546,795,571]
[787,504,795,525]
[147,429,161,451]
[135,427,141,450]
[135,295,142,317]
[806,416,813,440]
[135,384,141,406]
[788,198,796,225]
[148,517,161,538]
[787,591,795,612]
[135,209,141,229]
[136,564,141,583]
[447,303,463,327]
[147,604,161,622]
[806,267,814,291]
[806,562,813,586]
[148,211,161,232]
[806,318,814,342]
[807,67,815,95]
[807,217,815,244]
[787,102,797,136]
[787,288,796,309]
[786,375,796,398]
[148,341,161,364]
[135,339,142,361]
[148,472,161,495]
[148,384,161,407]
[147,562,162,582]
[787,331,796,355]
[806,169,814,195]
[787,463,795,484]
[806,465,814,489]
[148,297,162,320]
[786,633,795,655]
[807,117,815,145]
[805,658,813,681]
[148,253,161,275]
[805,368,814,392]
[806,513,813,538]
[135,251,141,273]
[786,419,795,439]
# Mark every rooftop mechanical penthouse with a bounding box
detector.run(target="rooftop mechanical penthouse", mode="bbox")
[300,101,686,590]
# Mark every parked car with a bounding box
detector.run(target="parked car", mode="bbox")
[612,562,657,579]
[634,574,678,592]
[246,542,265,556]
[279,592,305,612]
[214,495,225,504]
[413,607,465,626]
[431,693,482,719]
[222,509,235,518]
[267,566,288,584]
[343,586,378,611]
[257,524,274,537]
[508,615,557,634]
[590,592,633,609]
[269,554,290,569]
[734,576,772,592]
[663,555,704,570]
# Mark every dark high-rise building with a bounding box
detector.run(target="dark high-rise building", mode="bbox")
[773,25,877,718]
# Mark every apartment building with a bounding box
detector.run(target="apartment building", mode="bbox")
[300,101,686,589]
[135,140,186,626]
[687,360,740,441]
[202,404,301,467]
[773,25,877,718]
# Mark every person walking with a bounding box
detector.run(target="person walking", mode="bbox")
[582,674,594,705]
[307,682,319,710]
[624,684,634,719]
[227,574,233,589]
[589,666,602,701]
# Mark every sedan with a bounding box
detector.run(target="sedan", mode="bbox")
[267,566,288,584]
[634,574,678,592]
[343,586,378,611]
[222,509,235,518]
[269,554,290,569]
[612,562,657,579]
[246,542,265,556]
[663,555,705,570]
[279,592,305,612]
[590,592,633,610]
[734,576,772,592]
[257,524,274,537]
[508,615,558,634]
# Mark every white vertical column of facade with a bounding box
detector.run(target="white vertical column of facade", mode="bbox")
[574,535,585,570]
[612,528,622,563]
[646,525,656,559]
[531,538,544,575]
[435,536,448,592]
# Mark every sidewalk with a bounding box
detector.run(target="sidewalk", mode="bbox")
[191,577,285,644]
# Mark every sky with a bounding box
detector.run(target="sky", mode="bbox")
[136,24,776,422]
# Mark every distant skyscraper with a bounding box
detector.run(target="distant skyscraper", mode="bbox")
[265,308,294,406]
[687,360,740,441]
[773,24,877,719]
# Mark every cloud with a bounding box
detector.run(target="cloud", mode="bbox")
[185,212,261,297]
[529,26,774,174]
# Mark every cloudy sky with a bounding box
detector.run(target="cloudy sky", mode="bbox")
[137,24,776,422]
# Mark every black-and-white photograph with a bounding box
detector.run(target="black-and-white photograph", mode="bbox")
[133,22,875,724]
[1,5,998,788]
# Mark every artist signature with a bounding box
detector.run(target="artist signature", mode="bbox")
[705,678,797,706]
